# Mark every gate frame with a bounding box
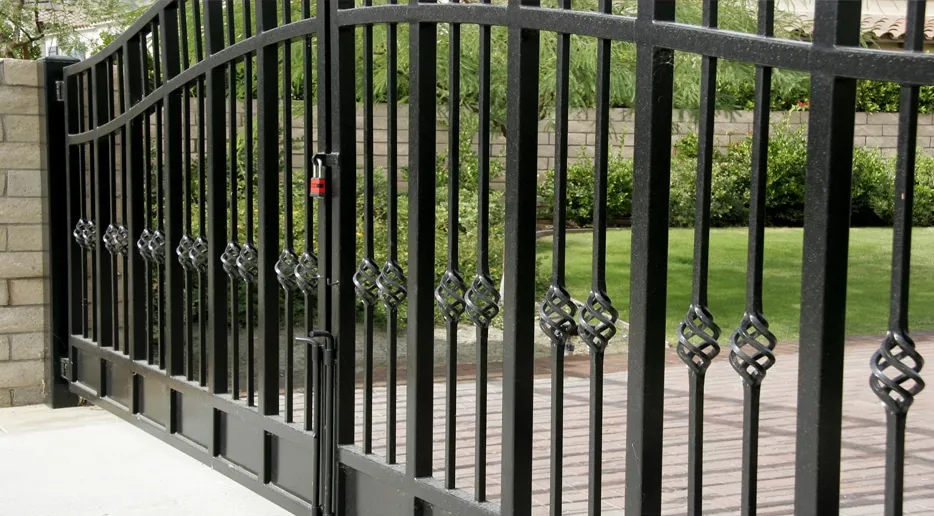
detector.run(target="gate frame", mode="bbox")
[43,0,933,515]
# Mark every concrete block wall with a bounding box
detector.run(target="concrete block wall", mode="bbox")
[203,104,930,179]
[0,59,48,407]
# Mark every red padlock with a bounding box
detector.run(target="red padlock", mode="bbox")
[309,177,326,197]
[310,154,326,198]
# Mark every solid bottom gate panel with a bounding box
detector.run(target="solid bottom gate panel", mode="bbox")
[64,336,330,515]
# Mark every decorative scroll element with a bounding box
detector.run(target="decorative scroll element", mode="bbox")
[577,290,618,354]
[104,224,128,256]
[189,236,208,273]
[465,274,500,328]
[539,284,577,348]
[677,304,722,375]
[148,230,166,265]
[237,243,258,284]
[378,260,407,310]
[871,331,925,414]
[729,312,777,386]
[294,251,318,294]
[176,234,194,269]
[435,268,466,322]
[352,257,380,306]
[220,241,240,278]
[275,249,300,291]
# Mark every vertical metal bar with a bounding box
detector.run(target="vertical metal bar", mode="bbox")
[501,0,539,513]
[439,0,464,486]
[310,340,322,507]
[465,5,497,500]
[119,51,130,359]
[204,0,229,395]
[93,62,114,350]
[144,105,155,364]
[77,72,89,339]
[282,0,296,423]
[302,0,317,430]
[729,4,778,515]
[874,6,929,514]
[538,0,573,508]
[153,21,166,368]
[384,2,400,465]
[626,1,675,514]
[315,0,332,449]
[332,0,358,448]
[42,56,81,408]
[582,0,616,512]
[678,1,721,514]
[301,0,313,424]
[161,3,185,376]
[192,0,209,387]
[124,37,147,362]
[256,0,280,416]
[361,3,375,453]
[792,2,862,516]
[84,70,97,343]
[242,0,256,407]
[107,57,119,352]
[226,0,241,399]
[65,72,83,339]
[406,0,437,478]
[300,0,318,426]
[179,0,195,380]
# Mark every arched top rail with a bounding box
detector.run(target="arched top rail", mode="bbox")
[63,0,934,145]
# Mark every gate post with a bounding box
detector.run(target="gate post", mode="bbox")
[40,56,80,408]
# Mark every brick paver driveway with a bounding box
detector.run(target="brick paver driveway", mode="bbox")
[292,336,934,515]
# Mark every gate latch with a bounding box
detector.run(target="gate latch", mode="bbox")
[60,357,72,381]
[309,153,338,199]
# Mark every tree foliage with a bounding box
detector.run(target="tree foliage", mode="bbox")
[0,0,142,59]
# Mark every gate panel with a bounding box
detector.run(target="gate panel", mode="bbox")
[216,410,264,475]
[175,390,213,449]
[49,0,337,514]
[42,0,934,515]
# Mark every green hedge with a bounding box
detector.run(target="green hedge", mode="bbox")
[539,123,934,228]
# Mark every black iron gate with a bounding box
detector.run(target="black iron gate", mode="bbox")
[42,0,932,515]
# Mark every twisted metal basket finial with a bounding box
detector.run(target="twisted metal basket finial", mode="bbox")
[148,230,166,265]
[137,228,154,261]
[103,224,128,256]
[275,249,300,291]
[677,304,721,375]
[435,268,466,322]
[377,260,407,310]
[729,312,777,386]
[465,274,500,328]
[871,331,925,414]
[189,236,208,273]
[236,243,258,283]
[539,284,577,348]
[220,241,241,278]
[294,252,319,294]
[577,290,618,353]
[352,257,380,305]
[176,234,194,269]
[74,219,97,251]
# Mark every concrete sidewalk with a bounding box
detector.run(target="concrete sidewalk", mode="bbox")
[0,404,290,516]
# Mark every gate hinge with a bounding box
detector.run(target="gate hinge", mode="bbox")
[60,357,72,381]
[54,80,64,102]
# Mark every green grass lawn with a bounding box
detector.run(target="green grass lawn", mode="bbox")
[536,228,934,343]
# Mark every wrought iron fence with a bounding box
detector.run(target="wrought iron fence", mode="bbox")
[45,0,934,515]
